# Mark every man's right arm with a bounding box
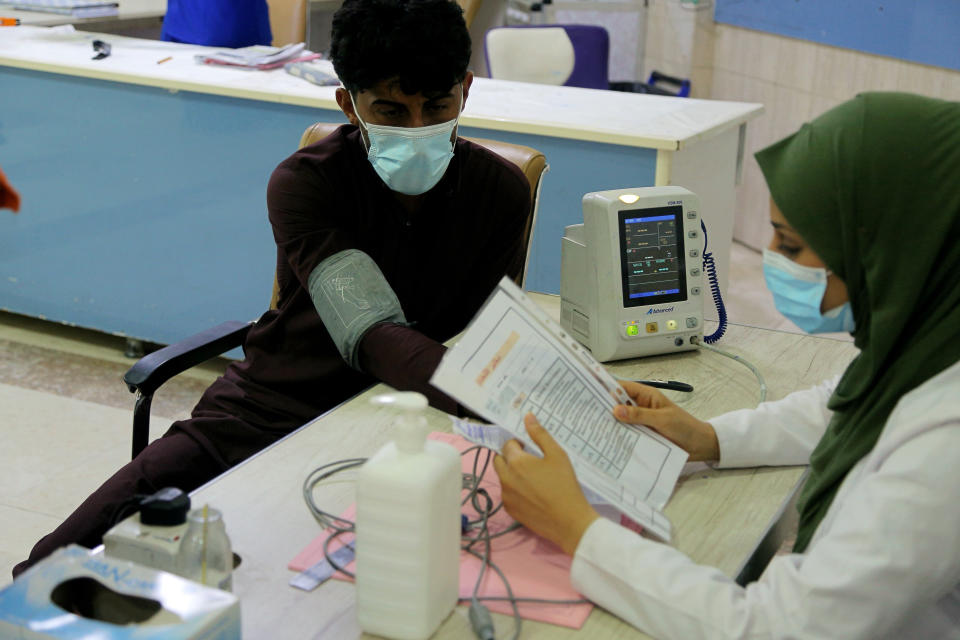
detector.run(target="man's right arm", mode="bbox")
[267,154,357,282]
[353,159,531,417]
[267,152,479,416]
[354,147,534,416]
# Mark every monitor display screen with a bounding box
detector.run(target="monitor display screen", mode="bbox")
[618,206,687,307]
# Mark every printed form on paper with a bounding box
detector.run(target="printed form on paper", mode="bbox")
[431,277,688,541]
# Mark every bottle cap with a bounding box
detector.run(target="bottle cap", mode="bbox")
[139,487,191,526]
[371,392,428,453]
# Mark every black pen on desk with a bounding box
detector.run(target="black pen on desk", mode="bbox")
[632,379,694,393]
[1,17,22,26]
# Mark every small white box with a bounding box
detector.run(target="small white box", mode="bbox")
[0,545,240,639]
[103,513,189,574]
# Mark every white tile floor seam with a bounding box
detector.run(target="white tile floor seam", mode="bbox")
[0,241,847,586]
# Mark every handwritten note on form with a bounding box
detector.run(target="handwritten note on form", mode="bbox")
[431,278,687,541]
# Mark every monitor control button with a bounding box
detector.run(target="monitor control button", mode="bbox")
[687,230,698,239]
[690,267,701,276]
[686,210,697,219]
[689,249,699,258]
[686,317,699,328]
[691,287,701,295]
[645,322,658,334]
[626,325,639,336]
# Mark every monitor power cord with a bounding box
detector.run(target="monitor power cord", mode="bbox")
[692,336,767,404]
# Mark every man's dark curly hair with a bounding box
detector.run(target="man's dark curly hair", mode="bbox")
[330,0,471,95]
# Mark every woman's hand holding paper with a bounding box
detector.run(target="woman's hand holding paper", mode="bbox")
[615,381,720,462]
[494,414,600,556]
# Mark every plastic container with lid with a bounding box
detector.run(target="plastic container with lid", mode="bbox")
[355,392,461,640]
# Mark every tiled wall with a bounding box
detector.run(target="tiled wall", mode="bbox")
[642,0,960,250]
[641,0,707,87]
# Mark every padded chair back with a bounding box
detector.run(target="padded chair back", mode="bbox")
[484,24,609,89]
[269,123,547,308]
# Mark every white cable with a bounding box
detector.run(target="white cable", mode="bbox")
[303,447,582,640]
[693,337,768,404]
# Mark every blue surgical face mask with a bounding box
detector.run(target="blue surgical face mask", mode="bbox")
[762,248,855,334]
[351,86,462,196]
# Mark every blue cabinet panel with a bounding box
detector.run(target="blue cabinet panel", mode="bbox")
[0,67,655,343]
[0,67,343,343]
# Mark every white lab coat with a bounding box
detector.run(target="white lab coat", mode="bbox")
[570,360,960,639]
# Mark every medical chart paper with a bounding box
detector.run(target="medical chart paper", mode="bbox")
[431,277,688,541]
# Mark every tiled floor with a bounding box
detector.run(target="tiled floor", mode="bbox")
[0,241,842,584]
[0,315,229,583]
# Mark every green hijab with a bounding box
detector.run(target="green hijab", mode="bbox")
[755,92,960,553]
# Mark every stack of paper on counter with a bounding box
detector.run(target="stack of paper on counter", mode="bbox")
[430,277,689,541]
[194,42,319,70]
[10,0,118,17]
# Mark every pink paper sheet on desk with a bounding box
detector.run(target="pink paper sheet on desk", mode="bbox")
[289,432,594,629]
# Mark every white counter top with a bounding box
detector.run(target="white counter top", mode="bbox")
[0,0,165,26]
[0,25,762,150]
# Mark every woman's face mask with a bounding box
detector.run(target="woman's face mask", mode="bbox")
[762,248,855,333]
[351,85,463,196]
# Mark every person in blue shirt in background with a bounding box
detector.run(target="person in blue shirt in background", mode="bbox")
[161,0,272,48]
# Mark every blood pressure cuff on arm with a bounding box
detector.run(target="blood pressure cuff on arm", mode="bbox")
[307,249,407,370]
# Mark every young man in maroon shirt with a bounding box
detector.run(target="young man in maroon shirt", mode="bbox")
[14,0,531,577]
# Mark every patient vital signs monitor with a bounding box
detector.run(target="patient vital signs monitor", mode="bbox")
[561,187,704,362]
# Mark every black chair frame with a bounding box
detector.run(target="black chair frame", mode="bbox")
[123,321,252,459]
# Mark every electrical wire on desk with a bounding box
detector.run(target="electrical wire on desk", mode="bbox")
[302,457,365,532]
[302,446,589,640]
[693,336,768,404]
[465,489,519,640]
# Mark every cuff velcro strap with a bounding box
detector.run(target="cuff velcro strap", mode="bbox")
[308,249,407,370]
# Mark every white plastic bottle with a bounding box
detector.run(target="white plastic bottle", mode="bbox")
[355,392,461,640]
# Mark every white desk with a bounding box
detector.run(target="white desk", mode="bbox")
[0,26,757,148]
[0,26,761,346]
[190,294,858,639]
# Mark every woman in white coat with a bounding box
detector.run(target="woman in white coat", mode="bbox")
[494,91,960,639]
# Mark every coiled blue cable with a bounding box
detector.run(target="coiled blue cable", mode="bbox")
[701,219,727,344]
